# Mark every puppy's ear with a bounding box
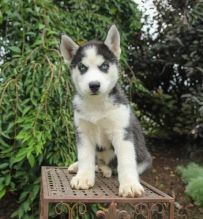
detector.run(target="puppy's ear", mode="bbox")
[104,25,121,59]
[60,35,79,65]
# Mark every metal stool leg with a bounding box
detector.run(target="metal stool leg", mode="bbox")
[40,186,49,219]
[40,201,48,219]
[170,201,175,219]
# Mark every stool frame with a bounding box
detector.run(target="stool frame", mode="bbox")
[40,166,174,219]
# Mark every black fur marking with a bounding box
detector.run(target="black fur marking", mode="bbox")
[78,62,88,74]
[70,47,85,69]
[109,157,118,174]
[96,145,105,152]
[109,85,129,105]
[124,126,134,142]
[124,111,152,168]
[70,41,118,69]
[98,61,109,73]
[75,127,81,145]
[96,42,118,64]
[73,103,80,113]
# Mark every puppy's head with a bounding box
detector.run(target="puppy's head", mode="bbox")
[60,25,121,97]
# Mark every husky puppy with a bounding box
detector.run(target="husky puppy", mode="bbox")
[60,25,152,197]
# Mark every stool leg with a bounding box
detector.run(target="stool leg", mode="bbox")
[40,186,49,219]
[40,201,48,219]
[40,186,43,219]
[170,202,175,219]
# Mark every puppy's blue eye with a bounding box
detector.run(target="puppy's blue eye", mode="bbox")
[99,62,109,73]
[78,63,88,74]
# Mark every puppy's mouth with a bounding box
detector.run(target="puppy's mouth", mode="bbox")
[91,92,99,95]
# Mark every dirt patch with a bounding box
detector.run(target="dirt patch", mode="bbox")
[142,146,203,219]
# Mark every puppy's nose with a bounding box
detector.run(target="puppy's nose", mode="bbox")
[89,81,100,93]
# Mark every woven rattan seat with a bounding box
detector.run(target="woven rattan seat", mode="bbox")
[40,166,174,218]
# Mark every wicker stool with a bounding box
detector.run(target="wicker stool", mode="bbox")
[40,166,174,219]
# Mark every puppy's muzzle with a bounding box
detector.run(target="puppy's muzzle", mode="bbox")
[89,81,100,94]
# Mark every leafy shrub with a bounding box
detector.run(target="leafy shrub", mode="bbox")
[177,163,203,206]
[0,0,141,218]
[186,177,203,207]
[127,0,203,138]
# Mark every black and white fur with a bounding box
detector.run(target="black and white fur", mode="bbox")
[60,25,152,197]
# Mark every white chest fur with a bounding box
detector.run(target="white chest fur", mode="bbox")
[73,94,130,146]
[74,95,130,125]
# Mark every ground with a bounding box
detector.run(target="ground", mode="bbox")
[0,143,203,219]
[141,142,203,219]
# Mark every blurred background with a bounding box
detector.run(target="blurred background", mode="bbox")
[0,0,203,218]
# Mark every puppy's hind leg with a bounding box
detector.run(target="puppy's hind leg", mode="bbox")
[98,164,112,178]
[68,162,112,177]
[68,161,78,174]
[137,160,151,175]
[137,152,152,175]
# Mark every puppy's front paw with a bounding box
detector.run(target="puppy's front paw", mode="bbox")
[70,174,95,189]
[119,182,144,197]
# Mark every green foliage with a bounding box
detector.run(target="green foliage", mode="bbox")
[177,163,203,206]
[177,163,203,182]
[0,0,141,218]
[185,177,203,207]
